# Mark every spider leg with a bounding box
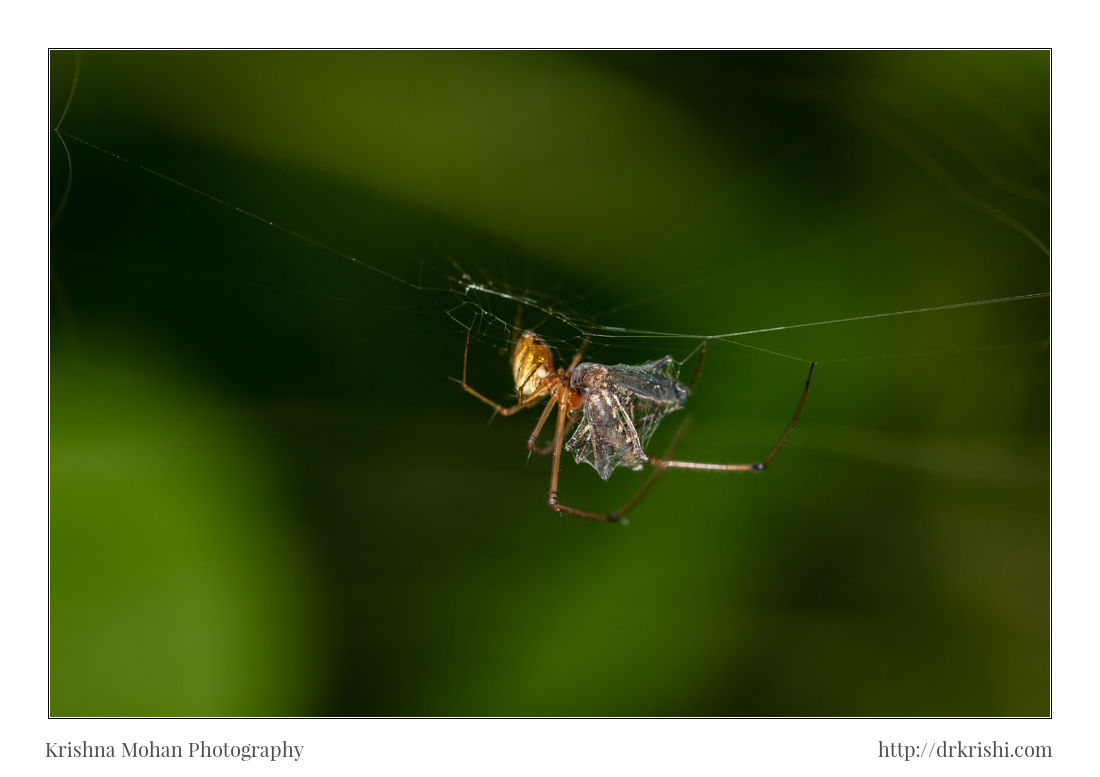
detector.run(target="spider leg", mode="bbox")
[547,397,622,522]
[462,330,549,416]
[510,302,524,344]
[687,338,708,391]
[566,332,592,372]
[526,397,558,452]
[530,409,579,455]
[648,362,815,472]
[527,332,586,453]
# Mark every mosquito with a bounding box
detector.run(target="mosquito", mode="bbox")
[461,329,815,523]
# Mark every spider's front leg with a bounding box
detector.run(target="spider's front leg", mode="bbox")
[528,407,580,455]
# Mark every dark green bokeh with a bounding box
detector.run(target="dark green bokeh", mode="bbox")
[50,51,1049,716]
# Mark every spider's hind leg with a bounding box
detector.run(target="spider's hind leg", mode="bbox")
[648,362,816,472]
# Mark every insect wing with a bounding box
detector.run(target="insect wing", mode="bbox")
[601,358,690,406]
[602,357,689,447]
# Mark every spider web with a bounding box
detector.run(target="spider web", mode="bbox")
[51,122,1049,371]
[50,51,1050,469]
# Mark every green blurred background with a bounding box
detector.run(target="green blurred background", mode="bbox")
[49,51,1049,716]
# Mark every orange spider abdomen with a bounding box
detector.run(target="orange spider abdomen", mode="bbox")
[511,331,557,400]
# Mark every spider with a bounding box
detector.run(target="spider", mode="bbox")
[461,329,815,523]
